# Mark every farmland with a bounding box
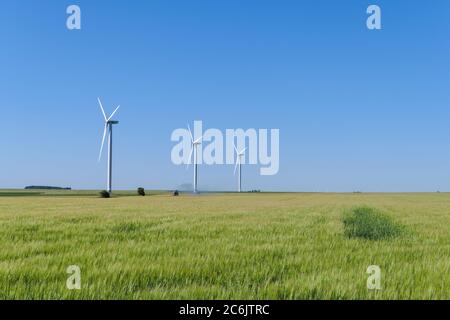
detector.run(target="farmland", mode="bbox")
[0,190,448,299]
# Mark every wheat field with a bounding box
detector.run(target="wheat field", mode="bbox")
[0,191,448,299]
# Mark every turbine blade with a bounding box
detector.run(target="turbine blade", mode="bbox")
[240,148,247,155]
[98,123,107,162]
[186,146,194,170]
[234,156,240,175]
[97,98,107,122]
[107,105,120,121]
[233,143,238,154]
[187,124,194,143]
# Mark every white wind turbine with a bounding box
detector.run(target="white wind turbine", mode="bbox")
[97,98,120,195]
[187,124,203,194]
[234,145,247,193]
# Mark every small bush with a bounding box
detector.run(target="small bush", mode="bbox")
[99,190,110,198]
[137,187,145,196]
[343,206,404,240]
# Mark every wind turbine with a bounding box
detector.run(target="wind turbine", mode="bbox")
[234,145,247,193]
[187,124,203,194]
[97,98,120,196]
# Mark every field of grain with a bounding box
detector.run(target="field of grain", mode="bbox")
[0,191,448,299]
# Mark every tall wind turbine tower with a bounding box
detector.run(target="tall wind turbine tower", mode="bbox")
[187,124,203,194]
[97,98,120,195]
[234,146,247,193]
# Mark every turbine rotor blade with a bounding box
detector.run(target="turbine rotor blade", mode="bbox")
[240,148,247,155]
[98,123,107,162]
[186,146,194,169]
[97,98,108,122]
[187,124,194,143]
[107,105,120,121]
[234,156,240,175]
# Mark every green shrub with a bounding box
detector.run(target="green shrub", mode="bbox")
[99,190,110,198]
[343,206,404,240]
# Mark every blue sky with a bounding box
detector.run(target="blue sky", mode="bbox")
[0,0,449,192]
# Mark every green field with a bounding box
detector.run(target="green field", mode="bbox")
[0,190,448,299]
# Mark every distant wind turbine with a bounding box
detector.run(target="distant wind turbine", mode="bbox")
[234,145,247,193]
[97,98,120,196]
[187,124,203,194]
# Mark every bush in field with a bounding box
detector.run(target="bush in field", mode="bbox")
[343,206,404,240]
[99,190,110,198]
[137,188,145,196]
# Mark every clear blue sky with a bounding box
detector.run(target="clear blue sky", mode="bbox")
[1,0,449,192]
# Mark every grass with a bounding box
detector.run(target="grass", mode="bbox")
[343,206,405,240]
[0,191,448,299]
